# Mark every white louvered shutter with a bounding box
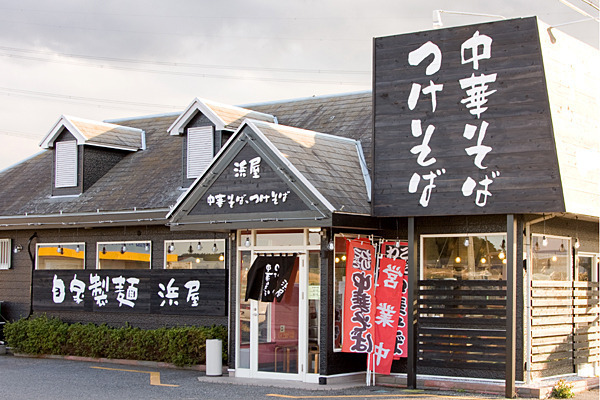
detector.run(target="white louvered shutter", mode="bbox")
[187,126,213,179]
[55,140,78,188]
[0,238,11,269]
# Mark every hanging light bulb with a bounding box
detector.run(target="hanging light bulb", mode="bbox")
[480,257,487,264]
[244,236,251,248]
[168,242,175,253]
[341,255,347,261]
[574,238,580,249]
[464,237,470,247]
[188,244,193,254]
[219,254,225,261]
[542,236,548,247]
[559,243,565,252]
[102,246,107,255]
[395,240,400,247]
[75,244,80,253]
[197,241,203,251]
[212,242,218,253]
[551,255,558,262]
[144,243,150,251]
[335,257,340,264]
[57,244,62,253]
[327,240,335,251]
[121,244,127,254]
[455,256,461,263]
[534,241,540,252]
[498,251,505,260]
[195,258,201,263]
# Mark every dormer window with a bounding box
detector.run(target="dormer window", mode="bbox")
[187,126,213,179]
[54,140,78,188]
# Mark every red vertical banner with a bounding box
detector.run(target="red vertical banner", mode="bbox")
[341,239,376,354]
[383,241,409,360]
[372,242,406,374]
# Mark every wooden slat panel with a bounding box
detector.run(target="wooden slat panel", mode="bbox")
[530,359,573,371]
[531,351,573,363]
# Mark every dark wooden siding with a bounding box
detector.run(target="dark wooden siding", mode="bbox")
[82,146,127,192]
[373,17,564,217]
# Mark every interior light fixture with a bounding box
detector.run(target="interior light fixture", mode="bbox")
[480,257,487,264]
[335,257,340,264]
[102,246,107,255]
[75,244,80,253]
[195,258,201,263]
[57,244,62,253]
[144,243,150,251]
[121,244,127,254]
[455,256,461,263]
[168,242,175,253]
[542,236,548,247]
[188,244,193,254]
[574,238,581,249]
[464,237,470,247]
[327,240,335,251]
[244,236,251,248]
[559,242,566,252]
[219,254,225,261]
[498,251,505,260]
[574,216,580,249]
[197,241,203,251]
[534,241,540,252]
[212,242,218,253]
[552,255,558,262]
[341,255,347,261]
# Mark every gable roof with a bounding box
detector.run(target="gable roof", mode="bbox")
[167,97,277,135]
[40,115,145,151]
[168,118,371,230]
[0,92,373,228]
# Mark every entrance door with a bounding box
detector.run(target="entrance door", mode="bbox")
[237,252,305,380]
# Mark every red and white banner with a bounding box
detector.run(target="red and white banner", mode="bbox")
[341,239,376,354]
[371,242,406,374]
[386,241,409,360]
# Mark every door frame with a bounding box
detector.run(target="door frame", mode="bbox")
[234,229,320,383]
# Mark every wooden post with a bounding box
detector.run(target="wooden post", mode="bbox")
[506,214,517,398]
[407,217,418,389]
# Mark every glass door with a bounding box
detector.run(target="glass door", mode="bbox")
[236,229,321,382]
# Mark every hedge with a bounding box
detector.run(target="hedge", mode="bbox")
[3,315,227,367]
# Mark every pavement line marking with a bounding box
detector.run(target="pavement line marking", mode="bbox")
[91,366,179,387]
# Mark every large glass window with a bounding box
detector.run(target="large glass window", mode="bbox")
[97,241,151,270]
[422,234,507,280]
[36,243,85,270]
[308,250,320,374]
[531,235,571,281]
[164,239,225,269]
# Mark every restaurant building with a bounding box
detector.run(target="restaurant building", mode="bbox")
[0,16,598,394]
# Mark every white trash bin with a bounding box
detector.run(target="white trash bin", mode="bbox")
[205,339,223,376]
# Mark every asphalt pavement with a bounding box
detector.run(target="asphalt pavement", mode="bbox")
[0,354,597,400]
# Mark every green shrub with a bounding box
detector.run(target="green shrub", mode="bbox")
[552,379,574,399]
[4,315,227,367]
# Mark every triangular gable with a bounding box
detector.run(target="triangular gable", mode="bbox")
[167,98,276,135]
[168,120,335,230]
[40,115,144,151]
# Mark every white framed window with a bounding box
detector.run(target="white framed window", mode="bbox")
[97,241,151,270]
[36,243,85,270]
[0,238,11,269]
[187,126,213,179]
[164,239,225,269]
[55,140,78,188]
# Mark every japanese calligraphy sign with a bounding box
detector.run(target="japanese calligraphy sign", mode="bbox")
[190,143,306,216]
[372,242,406,374]
[245,255,297,303]
[373,17,563,216]
[342,239,376,354]
[33,269,226,316]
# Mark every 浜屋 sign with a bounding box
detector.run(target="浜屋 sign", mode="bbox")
[373,17,564,217]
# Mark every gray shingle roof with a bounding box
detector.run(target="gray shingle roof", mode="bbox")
[0,92,372,220]
[250,120,370,214]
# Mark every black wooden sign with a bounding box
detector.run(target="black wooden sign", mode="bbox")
[190,143,306,215]
[33,269,227,316]
[373,17,564,217]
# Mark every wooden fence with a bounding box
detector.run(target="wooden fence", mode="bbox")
[417,280,507,376]
[530,281,599,379]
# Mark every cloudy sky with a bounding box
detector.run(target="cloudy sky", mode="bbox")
[0,0,598,170]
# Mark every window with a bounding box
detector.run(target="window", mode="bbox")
[332,234,358,351]
[187,126,213,179]
[531,235,571,281]
[164,239,225,269]
[55,140,78,188]
[0,238,11,269]
[97,241,151,270]
[421,234,508,280]
[36,243,85,270]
